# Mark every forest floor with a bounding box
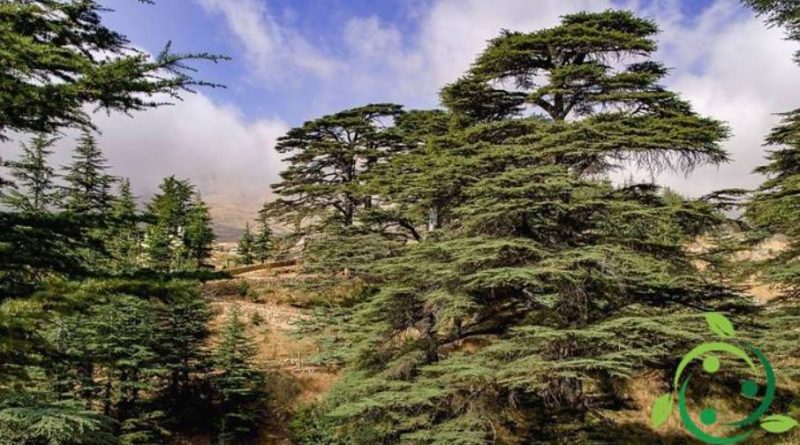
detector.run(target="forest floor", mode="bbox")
[198,264,339,445]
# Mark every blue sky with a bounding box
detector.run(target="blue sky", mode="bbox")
[6,0,793,226]
[102,0,432,123]
[102,0,733,125]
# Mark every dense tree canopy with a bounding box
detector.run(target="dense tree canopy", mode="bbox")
[0,3,254,444]
[3,2,799,444]
[298,11,750,444]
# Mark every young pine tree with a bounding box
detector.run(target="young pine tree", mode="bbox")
[145,177,214,271]
[107,179,142,272]
[185,196,216,269]
[252,203,273,264]
[0,134,95,294]
[62,132,115,215]
[155,282,214,426]
[1,133,59,213]
[237,223,255,266]
[212,305,265,445]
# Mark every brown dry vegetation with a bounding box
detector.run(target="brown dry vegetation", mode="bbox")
[199,264,339,444]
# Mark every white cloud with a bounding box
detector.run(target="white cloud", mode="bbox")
[2,93,288,230]
[622,0,800,195]
[197,0,340,84]
[344,16,402,58]
[333,0,614,108]
[334,0,800,196]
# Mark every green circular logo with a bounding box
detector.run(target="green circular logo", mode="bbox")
[650,313,797,444]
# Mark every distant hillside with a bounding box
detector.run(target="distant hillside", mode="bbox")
[205,194,264,242]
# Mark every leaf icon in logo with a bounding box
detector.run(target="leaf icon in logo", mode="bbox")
[760,414,798,433]
[705,313,736,338]
[651,393,673,428]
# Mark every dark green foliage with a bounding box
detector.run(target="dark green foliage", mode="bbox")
[300,11,749,444]
[743,0,800,380]
[61,131,118,271]
[440,76,525,127]
[270,103,416,275]
[1,133,60,213]
[303,225,403,278]
[0,0,226,140]
[145,177,215,271]
[211,305,266,444]
[62,131,115,215]
[0,2,231,444]
[106,179,143,272]
[184,196,215,268]
[270,103,406,228]
[365,109,456,236]
[0,392,117,445]
[236,223,255,266]
[0,135,93,295]
[252,203,273,263]
[0,279,216,444]
[289,403,345,445]
[0,212,97,297]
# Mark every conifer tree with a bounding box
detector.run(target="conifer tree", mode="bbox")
[156,283,213,424]
[237,223,255,266]
[269,103,412,276]
[0,0,225,140]
[107,179,142,272]
[145,177,214,271]
[185,196,216,269]
[60,132,118,271]
[3,279,217,444]
[744,0,800,378]
[1,2,226,442]
[211,306,265,444]
[270,103,406,228]
[1,133,59,213]
[308,11,745,443]
[62,131,115,215]
[366,109,454,235]
[0,394,116,445]
[252,203,273,263]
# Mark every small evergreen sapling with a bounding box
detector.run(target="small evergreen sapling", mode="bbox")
[212,305,266,444]
[237,224,255,266]
[1,133,60,213]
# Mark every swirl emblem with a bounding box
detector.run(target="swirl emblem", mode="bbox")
[651,313,797,444]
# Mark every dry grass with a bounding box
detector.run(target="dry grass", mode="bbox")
[202,268,340,444]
